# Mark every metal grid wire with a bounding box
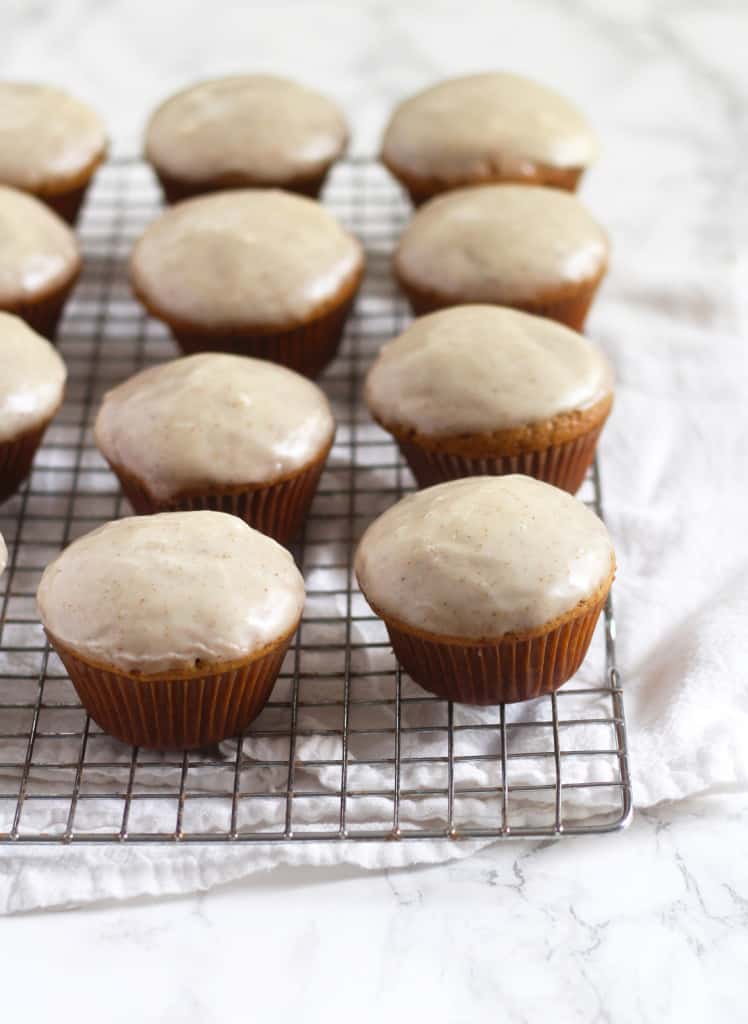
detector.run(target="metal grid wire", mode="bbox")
[0,158,632,843]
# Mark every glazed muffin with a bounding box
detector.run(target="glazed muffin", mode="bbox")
[0,185,81,336]
[95,353,335,543]
[0,82,107,223]
[37,511,305,749]
[145,74,348,202]
[365,306,613,493]
[0,313,67,502]
[355,475,615,704]
[394,184,608,331]
[381,72,598,204]
[130,189,364,377]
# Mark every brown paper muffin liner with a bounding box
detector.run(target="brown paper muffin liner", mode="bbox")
[0,419,55,504]
[166,289,360,379]
[106,442,331,544]
[395,423,605,493]
[32,149,105,224]
[48,632,294,749]
[518,279,605,333]
[41,182,92,226]
[397,269,606,333]
[4,272,81,339]
[385,162,585,207]
[154,167,334,204]
[379,592,609,705]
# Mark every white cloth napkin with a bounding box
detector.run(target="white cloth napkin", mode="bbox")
[1,116,746,913]
[598,263,748,807]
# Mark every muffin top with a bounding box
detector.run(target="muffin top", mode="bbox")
[366,306,613,436]
[145,74,347,187]
[95,353,335,499]
[394,185,608,305]
[355,475,614,640]
[0,186,81,305]
[0,82,107,194]
[37,511,305,674]
[382,72,598,183]
[130,189,363,330]
[0,313,67,441]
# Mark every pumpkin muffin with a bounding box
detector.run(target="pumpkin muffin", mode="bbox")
[37,511,305,749]
[145,74,348,201]
[394,184,608,331]
[0,185,81,336]
[130,189,364,377]
[365,305,613,493]
[0,82,107,223]
[381,72,598,204]
[95,353,335,543]
[0,313,67,502]
[355,475,615,704]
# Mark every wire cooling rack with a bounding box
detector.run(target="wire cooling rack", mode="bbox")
[0,158,632,844]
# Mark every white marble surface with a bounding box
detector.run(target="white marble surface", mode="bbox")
[3,795,748,1021]
[3,0,748,1019]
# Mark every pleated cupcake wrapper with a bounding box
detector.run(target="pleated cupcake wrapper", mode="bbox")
[383,595,607,705]
[170,293,358,379]
[0,421,51,503]
[6,281,77,340]
[395,423,604,494]
[50,636,292,750]
[520,284,602,333]
[154,168,331,204]
[401,274,603,333]
[111,453,328,545]
[400,165,584,207]
[40,181,92,226]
